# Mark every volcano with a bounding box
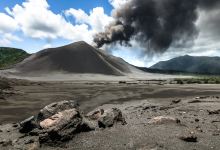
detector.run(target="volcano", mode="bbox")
[15,41,137,76]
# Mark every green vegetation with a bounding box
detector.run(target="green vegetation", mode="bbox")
[173,76,220,84]
[150,55,220,75]
[0,47,29,69]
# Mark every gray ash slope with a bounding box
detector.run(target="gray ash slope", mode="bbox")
[15,41,137,76]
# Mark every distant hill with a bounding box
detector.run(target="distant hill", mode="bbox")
[0,47,30,69]
[15,41,139,76]
[150,55,220,75]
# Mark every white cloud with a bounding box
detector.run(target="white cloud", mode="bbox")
[0,33,22,46]
[0,12,20,46]
[65,7,113,33]
[4,0,113,45]
[0,13,18,33]
[65,9,89,24]
[9,0,69,39]
[108,0,130,9]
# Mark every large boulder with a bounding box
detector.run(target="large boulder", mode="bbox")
[17,101,126,145]
[39,108,83,143]
[36,100,79,123]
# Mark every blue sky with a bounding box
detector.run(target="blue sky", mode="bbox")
[47,0,113,15]
[0,0,220,67]
[0,0,113,15]
[0,0,114,52]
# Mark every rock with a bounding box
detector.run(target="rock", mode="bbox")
[98,108,127,128]
[12,123,19,128]
[81,117,98,131]
[208,109,220,115]
[40,109,79,129]
[29,128,41,136]
[195,96,208,99]
[19,116,36,133]
[37,100,79,123]
[39,108,83,143]
[179,132,198,142]
[212,133,220,136]
[119,81,126,84]
[171,99,181,104]
[87,108,127,128]
[196,126,203,132]
[0,101,127,146]
[148,116,180,125]
[195,119,200,122]
[0,139,12,147]
[142,105,157,110]
[159,106,174,111]
[211,120,220,123]
[87,109,104,120]
[188,100,202,103]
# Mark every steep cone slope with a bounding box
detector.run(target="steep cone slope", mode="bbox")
[15,41,134,76]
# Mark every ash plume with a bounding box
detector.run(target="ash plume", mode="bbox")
[93,0,220,53]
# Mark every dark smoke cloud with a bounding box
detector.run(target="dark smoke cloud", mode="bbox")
[199,0,220,9]
[93,0,220,53]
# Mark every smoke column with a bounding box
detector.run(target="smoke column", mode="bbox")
[94,0,220,53]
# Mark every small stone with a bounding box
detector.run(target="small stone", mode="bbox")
[0,139,12,146]
[196,126,203,132]
[195,119,199,122]
[142,106,157,110]
[195,96,208,99]
[188,100,202,103]
[213,133,219,136]
[179,134,198,142]
[148,116,180,125]
[208,109,220,115]
[12,139,18,144]
[98,108,127,128]
[171,99,181,104]
[12,124,19,128]
[119,81,126,84]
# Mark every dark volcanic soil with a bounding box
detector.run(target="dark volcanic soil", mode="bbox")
[0,78,220,150]
[63,97,220,150]
[0,79,220,124]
